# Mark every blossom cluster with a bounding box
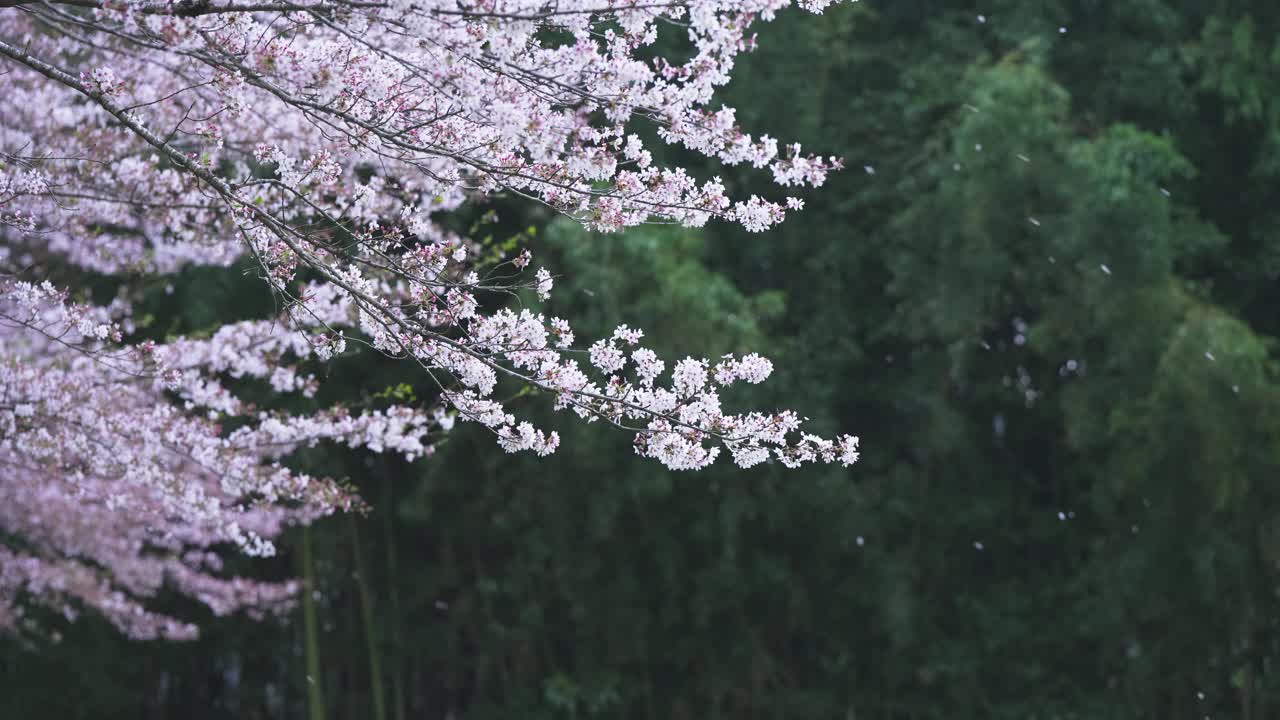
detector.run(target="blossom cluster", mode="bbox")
[0,278,444,639]
[0,0,857,639]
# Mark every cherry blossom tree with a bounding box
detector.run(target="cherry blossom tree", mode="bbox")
[0,0,858,640]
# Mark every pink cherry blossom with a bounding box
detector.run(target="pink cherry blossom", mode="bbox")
[0,0,858,640]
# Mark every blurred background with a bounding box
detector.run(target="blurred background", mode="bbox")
[6,1,1280,718]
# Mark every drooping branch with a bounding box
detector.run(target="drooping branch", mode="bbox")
[0,0,855,642]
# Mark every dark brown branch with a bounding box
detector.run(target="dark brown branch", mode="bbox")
[0,0,679,20]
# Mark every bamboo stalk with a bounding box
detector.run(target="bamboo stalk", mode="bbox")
[351,515,388,720]
[300,524,326,720]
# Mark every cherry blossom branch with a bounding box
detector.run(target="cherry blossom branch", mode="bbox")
[0,0,855,641]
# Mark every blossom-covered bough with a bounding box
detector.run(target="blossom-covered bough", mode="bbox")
[0,0,858,640]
